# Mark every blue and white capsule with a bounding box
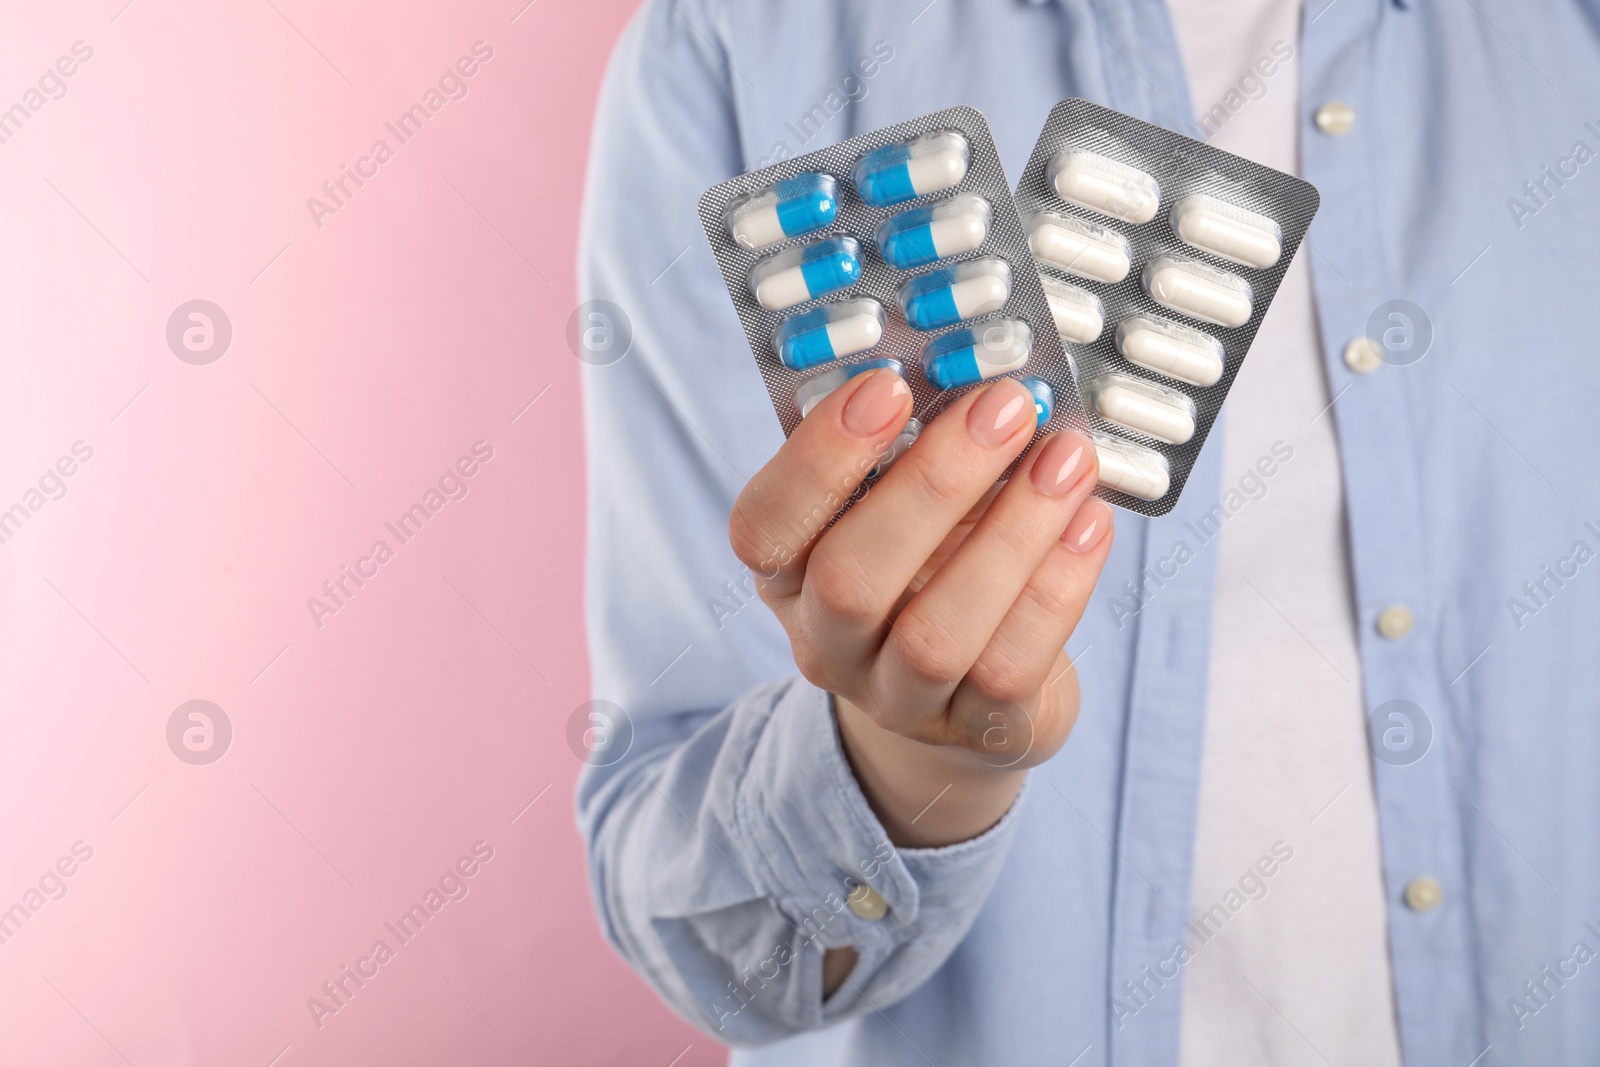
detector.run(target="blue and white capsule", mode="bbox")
[773,299,886,371]
[725,173,840,251]
[794,357,904,418]
[852,129,970,208]
[1021,376,1055,427]
[899,257,1011,331]
[750,236,862,311]
[874,194,991,269]
[920,319,1033,391]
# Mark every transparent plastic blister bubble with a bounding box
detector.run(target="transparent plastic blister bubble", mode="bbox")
[1016,98,1321,516]
[699,106,1089,508]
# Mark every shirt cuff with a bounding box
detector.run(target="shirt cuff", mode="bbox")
[732,679,1028,1008]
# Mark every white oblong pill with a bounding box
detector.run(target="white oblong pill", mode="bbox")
[1142,255,1253,327]
[1094,434,1171,500]
[1115,316,1225,387]
[1040,277,1105,344]
[1169,194,1283,268]
[1048,148,1161,223]
[1027,213,1132,284]
[1089,374,1196,445]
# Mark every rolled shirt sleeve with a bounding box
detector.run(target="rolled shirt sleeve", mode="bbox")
[575,0,1026,1045]
[579,677,1030,1043]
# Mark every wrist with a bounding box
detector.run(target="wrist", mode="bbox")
[833,694,1026,848]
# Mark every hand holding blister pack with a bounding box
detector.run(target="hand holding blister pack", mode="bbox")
[1017,98,1320,515]
[698,106,1089,509]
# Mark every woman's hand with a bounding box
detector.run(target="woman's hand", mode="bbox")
[729,368,1114,849]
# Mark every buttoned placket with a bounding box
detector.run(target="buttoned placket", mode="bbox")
[1302,1,1480,1061]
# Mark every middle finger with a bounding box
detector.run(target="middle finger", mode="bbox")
[795,378,1039,692]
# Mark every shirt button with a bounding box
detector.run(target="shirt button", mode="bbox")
[1314,100,1356,136]
[1403,876,1444,912]
[1343,336,1383,374]
[846,884,888,921]
[1376,604,1415,640]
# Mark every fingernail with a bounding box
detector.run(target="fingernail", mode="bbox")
[1062,497,1112,553]
[967,380,1032,448]
[1029,432,1091,497]
[842,369,911,437]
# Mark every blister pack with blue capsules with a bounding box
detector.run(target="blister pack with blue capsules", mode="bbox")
[1017,98,1321,516]
[698,106,1088,498]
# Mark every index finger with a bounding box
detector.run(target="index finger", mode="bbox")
[727,367,913,601]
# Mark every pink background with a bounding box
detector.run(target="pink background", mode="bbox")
[0,1,721,1063]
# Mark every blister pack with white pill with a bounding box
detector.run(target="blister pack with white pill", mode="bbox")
[698,106,1088,504]
[1017,98,1320,515]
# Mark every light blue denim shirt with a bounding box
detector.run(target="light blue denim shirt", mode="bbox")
[576,2,1600,1064]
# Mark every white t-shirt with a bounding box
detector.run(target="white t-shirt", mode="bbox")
[1162,2,1405,1063]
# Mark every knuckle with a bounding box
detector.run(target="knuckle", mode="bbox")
[853,697,897,735]
[1018,570,1081,620]
[854,690,947,746]
[789,637,835,691]
[965,651,1037,705]
[727,498,777,572]
[901,453,970,514]
[895,716,952,747]
[803,554,876,623]
[887,616,967,686]
[984,511,1037,559]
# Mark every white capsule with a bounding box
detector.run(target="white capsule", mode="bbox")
[1089,374,1196,445]
[1027,213,1132,284]
[1040,277,1105,344]
[1142,255,1253,327]
[1094,434,1171,500]
[1169,194,1283,269]
[1115,316,1225,387]
[1048,148,1161,223]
